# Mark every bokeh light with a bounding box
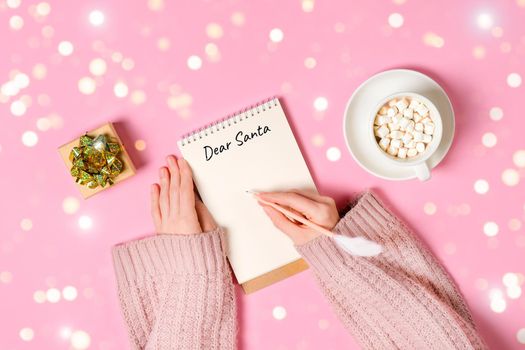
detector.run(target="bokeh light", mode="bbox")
[304,57,317,69]
[206,23,223,39]
[20,218,33,231]
[22,131,38,147]
[9,15,24,30]
[58,41,74,56]
[0,271,13,284]
[476,13,494,30]
[423,202,437,215]
[313,97,328,111]
[70,330,91,349]
[78,215,93,230]
[89,58,107,76]
[302,0,315,12]
[269,28,284,42]
[489,107,503,121]
[33,290,46,303]
[89,10,105,26]
[187,55,202,70]
[62,286,78,301]
[483,222,499,237]
[113,81,129,98]
[230,12,245,26]
[388,13,404,28]
[46,288,61,303]
[78,77,96,95]
[474,179,489,194]
[272,306,287,320]
[481,132,497,148]
[513,150,525,168]
[19,328,34,341]
[507,73,522,88]
[326,147,341,162]
[501,169,520,187]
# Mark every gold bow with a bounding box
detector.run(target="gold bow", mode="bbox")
[69,134,123,188]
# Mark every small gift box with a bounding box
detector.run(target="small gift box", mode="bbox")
[58,122,136,199]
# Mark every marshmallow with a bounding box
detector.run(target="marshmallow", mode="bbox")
[413,113,423,123]
[413,131,424,141]
[403,108,414,119]
[379,106,388,115]
[416,142,426,153]
[398,147,408,159]
[399,117,410,130]
[387,107,397,117]
[387,145,398,156]
[391,139,402,148]
[405,139,415,149]
[422,134,432,143]
[415,123,424,132]
[377,115,391,125]
[415,105,429,117]
[379,137,390,150]
[421,117,433,125]
[390,130,404,140]
[409,99,420,109]
[395,99,409,112]
[392,114,401,124]
[407,148,418,157]
[388,122,401,131]
[401,132,413,144]
[405,121,415,133]
[424,124,434,135]
[388,99,397,107]
[376,125,390,138]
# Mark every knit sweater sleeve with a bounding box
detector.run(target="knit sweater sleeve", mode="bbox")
[295,191,487,350]
[111,227,236,350]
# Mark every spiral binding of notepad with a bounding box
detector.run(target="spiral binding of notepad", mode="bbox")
[179,97,279,146]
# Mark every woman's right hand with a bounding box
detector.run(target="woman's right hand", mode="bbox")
[255,189,340,245]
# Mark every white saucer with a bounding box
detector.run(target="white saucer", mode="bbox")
[343,69,455,180]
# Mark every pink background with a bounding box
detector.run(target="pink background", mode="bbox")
[1,0,524,349]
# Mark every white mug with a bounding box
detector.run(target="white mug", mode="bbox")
[369,92,443,181]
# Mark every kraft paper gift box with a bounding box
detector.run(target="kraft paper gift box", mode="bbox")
[58,122,136,199]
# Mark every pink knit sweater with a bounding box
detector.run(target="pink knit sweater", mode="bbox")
[112,191,487,349]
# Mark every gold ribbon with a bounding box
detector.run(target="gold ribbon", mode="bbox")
[69,133,124,189]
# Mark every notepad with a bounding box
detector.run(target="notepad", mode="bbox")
[177,97,317,293]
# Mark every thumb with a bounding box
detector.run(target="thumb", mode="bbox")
[260,204,304,241]
[195,198,217,232]
[256,191,319,220]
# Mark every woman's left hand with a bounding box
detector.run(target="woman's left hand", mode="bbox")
[150,155,217,235]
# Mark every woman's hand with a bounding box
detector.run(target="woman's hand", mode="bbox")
[150,155,217,235]
[256,189,339,245]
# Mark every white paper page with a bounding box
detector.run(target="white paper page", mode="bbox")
[178,98,317,284]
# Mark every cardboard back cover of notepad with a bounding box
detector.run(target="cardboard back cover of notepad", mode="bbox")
[177,98,316,293]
